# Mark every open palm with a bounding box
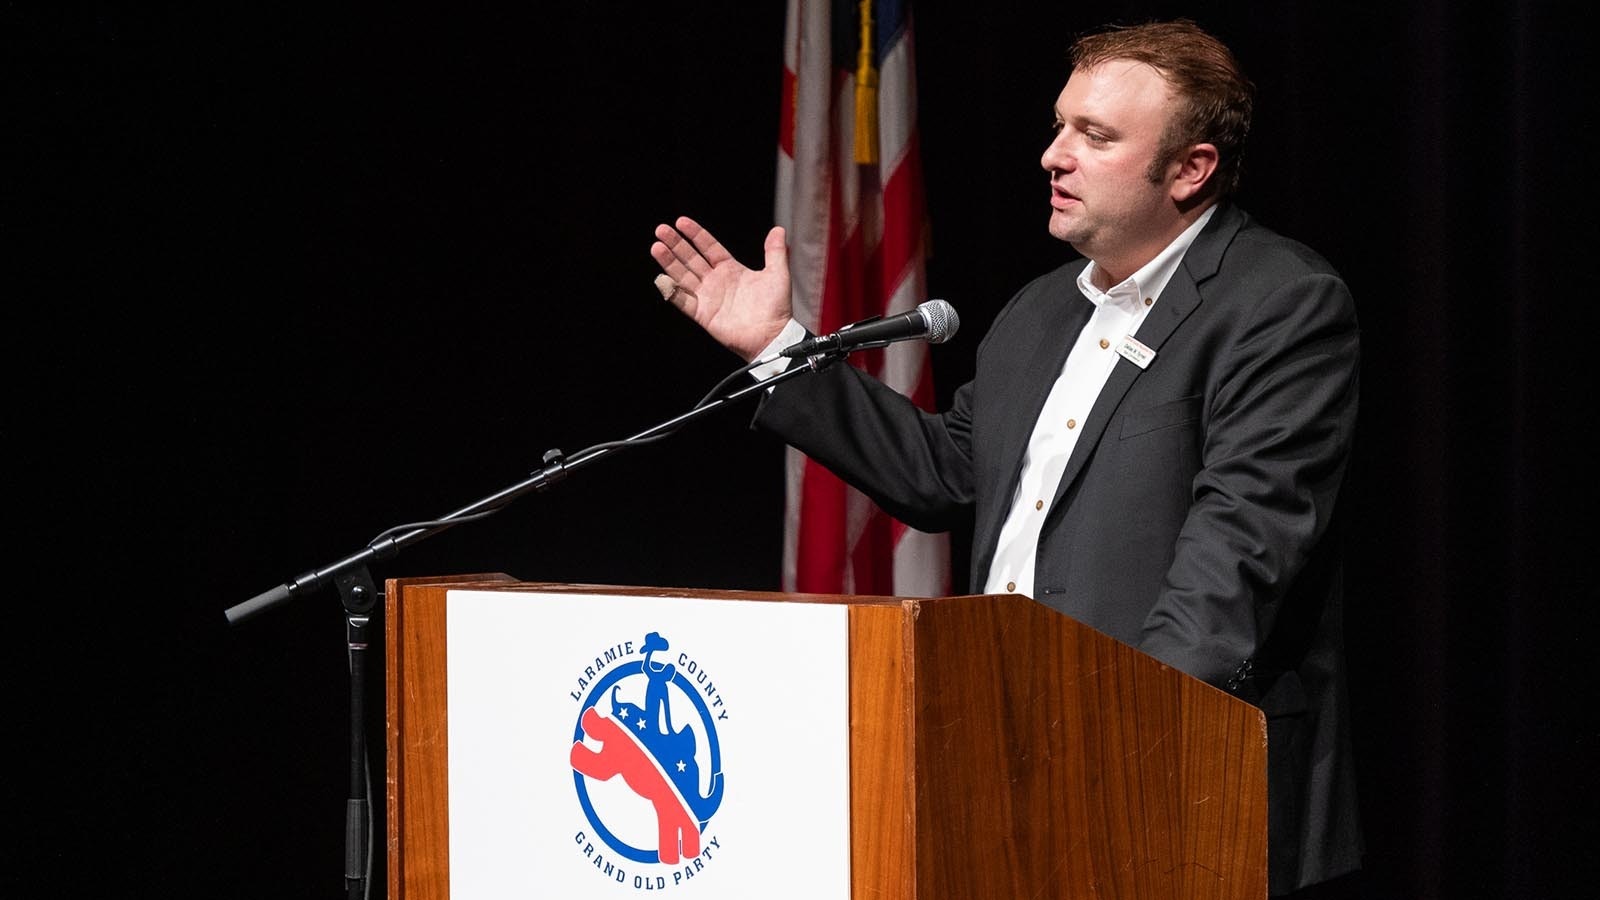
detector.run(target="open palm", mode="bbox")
[651,216,794,361]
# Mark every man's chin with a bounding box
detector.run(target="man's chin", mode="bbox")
[1047,216,1087,246]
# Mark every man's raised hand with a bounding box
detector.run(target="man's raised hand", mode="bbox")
[651,216,793,362]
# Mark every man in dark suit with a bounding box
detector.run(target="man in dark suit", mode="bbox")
[651,19,1361,897]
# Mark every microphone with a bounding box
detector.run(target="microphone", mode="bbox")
[779,299,959,358]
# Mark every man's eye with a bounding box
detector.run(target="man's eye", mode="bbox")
[1086,132,1110,144]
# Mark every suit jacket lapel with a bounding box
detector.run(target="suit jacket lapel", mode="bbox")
[1047,204,1243,509]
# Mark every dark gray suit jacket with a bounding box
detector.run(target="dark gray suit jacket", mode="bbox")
[755,204,1363,893]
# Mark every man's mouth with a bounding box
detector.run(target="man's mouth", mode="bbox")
[1050,183,1080,209]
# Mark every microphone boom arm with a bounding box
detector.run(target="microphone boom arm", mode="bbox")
[224,353,835,625]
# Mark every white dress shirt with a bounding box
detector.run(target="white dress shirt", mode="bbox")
[983,205,1216,597]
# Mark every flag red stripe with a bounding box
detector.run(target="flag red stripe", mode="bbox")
[796,458,847,593]
[874,137,925,316]
[850,506,897,596]
[779,65,796,160]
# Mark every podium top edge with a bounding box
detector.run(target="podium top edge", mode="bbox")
[384,576,1018,607]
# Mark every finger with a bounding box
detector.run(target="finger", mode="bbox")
[653,274,699,317]
[676,216,733,267]
[655,222,714,280]
[650,237,701,290]
[762,225,789,276]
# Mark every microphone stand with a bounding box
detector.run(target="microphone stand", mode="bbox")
[223,349,841,900]
[336,566,377,900]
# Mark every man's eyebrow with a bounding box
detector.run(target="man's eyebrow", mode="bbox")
[1056,111,1118,135]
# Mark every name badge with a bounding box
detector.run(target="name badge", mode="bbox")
[1116,335,1156,369]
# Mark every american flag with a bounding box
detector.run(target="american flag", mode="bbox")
[775,0,950,597]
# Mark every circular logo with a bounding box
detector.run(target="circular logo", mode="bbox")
[570,631,726,869]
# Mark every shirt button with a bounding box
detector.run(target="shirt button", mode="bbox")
[1006,581,1017,592]
[1034,499,1044,510]
[1066,418,1077,429]
[1144,297,1153,306]
[1099,338,1110,349]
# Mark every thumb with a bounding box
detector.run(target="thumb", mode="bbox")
[762,226,789,275]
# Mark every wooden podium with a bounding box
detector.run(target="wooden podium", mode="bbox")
[386,575,1267,899]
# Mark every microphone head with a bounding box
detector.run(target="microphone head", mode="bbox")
[918,299,960,344]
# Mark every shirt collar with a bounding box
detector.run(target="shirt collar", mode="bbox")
[1076,204,1218,313]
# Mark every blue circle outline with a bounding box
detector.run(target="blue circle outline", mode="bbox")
[571,657,724,863]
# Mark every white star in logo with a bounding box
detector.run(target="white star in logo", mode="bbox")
[637,718,647,731]
[617,708,628,719]
[676,760,686,772]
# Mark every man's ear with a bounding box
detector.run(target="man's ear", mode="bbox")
[1170,142,1219,202]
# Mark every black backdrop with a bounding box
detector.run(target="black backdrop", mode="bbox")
[9,2,1595,898]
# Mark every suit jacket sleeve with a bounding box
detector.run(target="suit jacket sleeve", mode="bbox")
[1136,269,1360,687]
[752,354,980,535]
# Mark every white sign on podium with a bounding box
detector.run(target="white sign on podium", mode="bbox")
[446,589,852,898]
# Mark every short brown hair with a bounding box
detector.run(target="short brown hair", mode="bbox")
[1070,19,1254,198]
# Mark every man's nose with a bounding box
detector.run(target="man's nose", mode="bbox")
[1041,134,1075,173]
